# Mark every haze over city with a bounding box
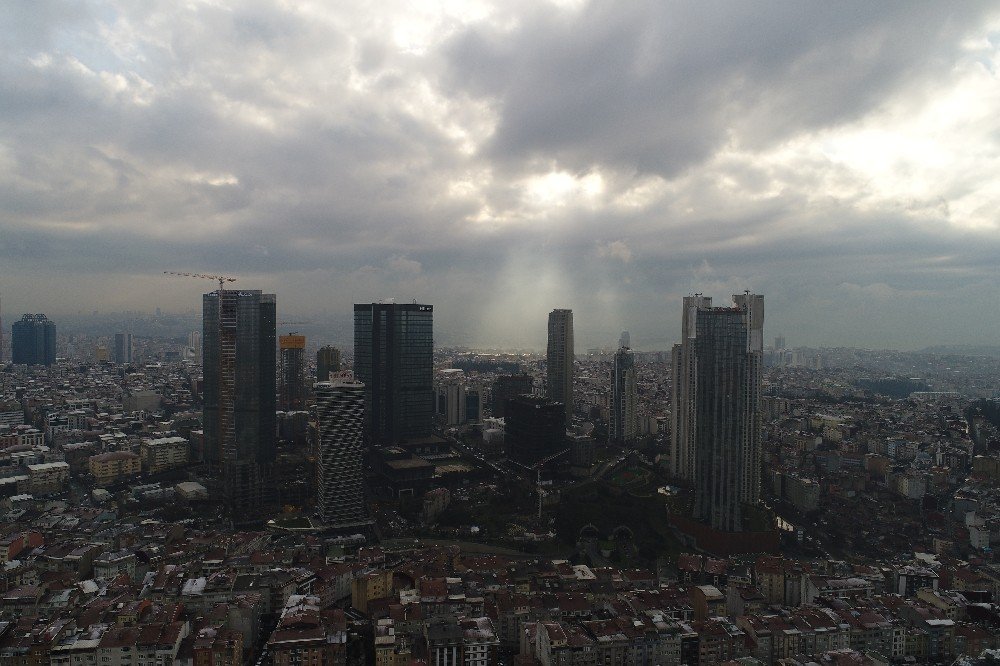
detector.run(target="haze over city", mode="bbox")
[3,2,1000,350]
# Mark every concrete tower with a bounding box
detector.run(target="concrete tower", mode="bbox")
[669,294,712,481]
[279,334,307,411]
[546,309,574,424]
[610,345,638,445]
[691,293,764,532]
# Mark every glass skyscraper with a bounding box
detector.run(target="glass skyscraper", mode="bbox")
[203,289,276,520]
[353,303,433,444]
[12,314,56,366]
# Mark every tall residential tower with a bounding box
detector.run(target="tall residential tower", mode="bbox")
[546,309,574,424]
[316,375,371,530]
[669,295,713,481]
[610,345,638,445]
[688,293,764,532]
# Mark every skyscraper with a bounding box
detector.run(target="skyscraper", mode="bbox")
[279,334,306,411]
[546,309,574,424]
[316,345,342,381]
[11,314,56,366]
[610,345,638,445]
[669,294,712,481]
[691,293,764,532]
[113,332,134,364]
[316,375,371,529]
[353,303,433,444]
[203,289,276,520]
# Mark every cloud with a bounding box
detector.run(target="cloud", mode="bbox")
[387,255,422,275]
[597,240,632,263]
[0,1,999,350]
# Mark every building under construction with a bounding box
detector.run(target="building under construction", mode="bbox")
[202,289,277,524]
[279,334,306,411]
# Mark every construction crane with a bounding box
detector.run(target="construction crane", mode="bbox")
[163,271,237,292]
[163,270,239,486]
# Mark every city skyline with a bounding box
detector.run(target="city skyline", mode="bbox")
[2,4,1000,351]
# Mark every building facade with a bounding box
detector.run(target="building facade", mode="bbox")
[610,346,638,445]
[279,334,306,411]
[692,293,764,532]
[546,309,574,424]
[11,314,56,366]
[317,346,342,381]
[113,332,134,364]
[353,303,433,444]
[316,376,370,530]
[203,289,276,521]
[670,295,712,482]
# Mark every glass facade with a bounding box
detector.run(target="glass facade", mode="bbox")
[353,303,433,444]
[11,314,56,366]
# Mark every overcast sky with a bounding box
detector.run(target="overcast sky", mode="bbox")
[2,1,999,351]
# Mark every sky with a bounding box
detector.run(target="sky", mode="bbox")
[2,1,999,351]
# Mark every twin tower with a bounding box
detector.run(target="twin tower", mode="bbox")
[670,293,764,533]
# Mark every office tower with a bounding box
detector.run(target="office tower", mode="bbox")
[203,289,276,520]
[113,332,134,364]
[317,345,342,381]
[546,309,574,423]
[506,395,566,466]
[11,314,57,366]
[692,293,764,532]
[353,303,433,444]
[492,374,533,418]
[774,335,785,350]
[669,294,712,481]
[279,334,307,411]
[619,331,630,349]
[610,345,638,445]
[316,375,371,529]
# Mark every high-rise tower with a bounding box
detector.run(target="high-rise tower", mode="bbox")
[11,314,57,366]
[279,334,306,411]
[610,346,638,445]
[203,289,276,521]
[316,375,371,530]
[691,293,764,532]
[316,346,342,381]
[113,332,134,364]
[669,295,712,481]
[546,309,574,424]
[353,303,433,444]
